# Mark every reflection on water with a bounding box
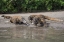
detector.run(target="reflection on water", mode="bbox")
[0,25,64,42]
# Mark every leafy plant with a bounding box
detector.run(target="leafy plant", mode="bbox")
[0,0,64,13]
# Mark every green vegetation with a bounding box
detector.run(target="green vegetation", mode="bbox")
[0,0,64,13]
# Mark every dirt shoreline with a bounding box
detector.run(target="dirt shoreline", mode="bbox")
[0,11,64,17]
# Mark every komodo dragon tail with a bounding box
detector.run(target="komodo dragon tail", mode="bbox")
[44,16,63,22]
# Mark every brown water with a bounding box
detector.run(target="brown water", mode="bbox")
[0,26,64,42]
[0,15,64,42]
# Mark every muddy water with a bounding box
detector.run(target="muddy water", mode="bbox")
[0,16,64,42]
